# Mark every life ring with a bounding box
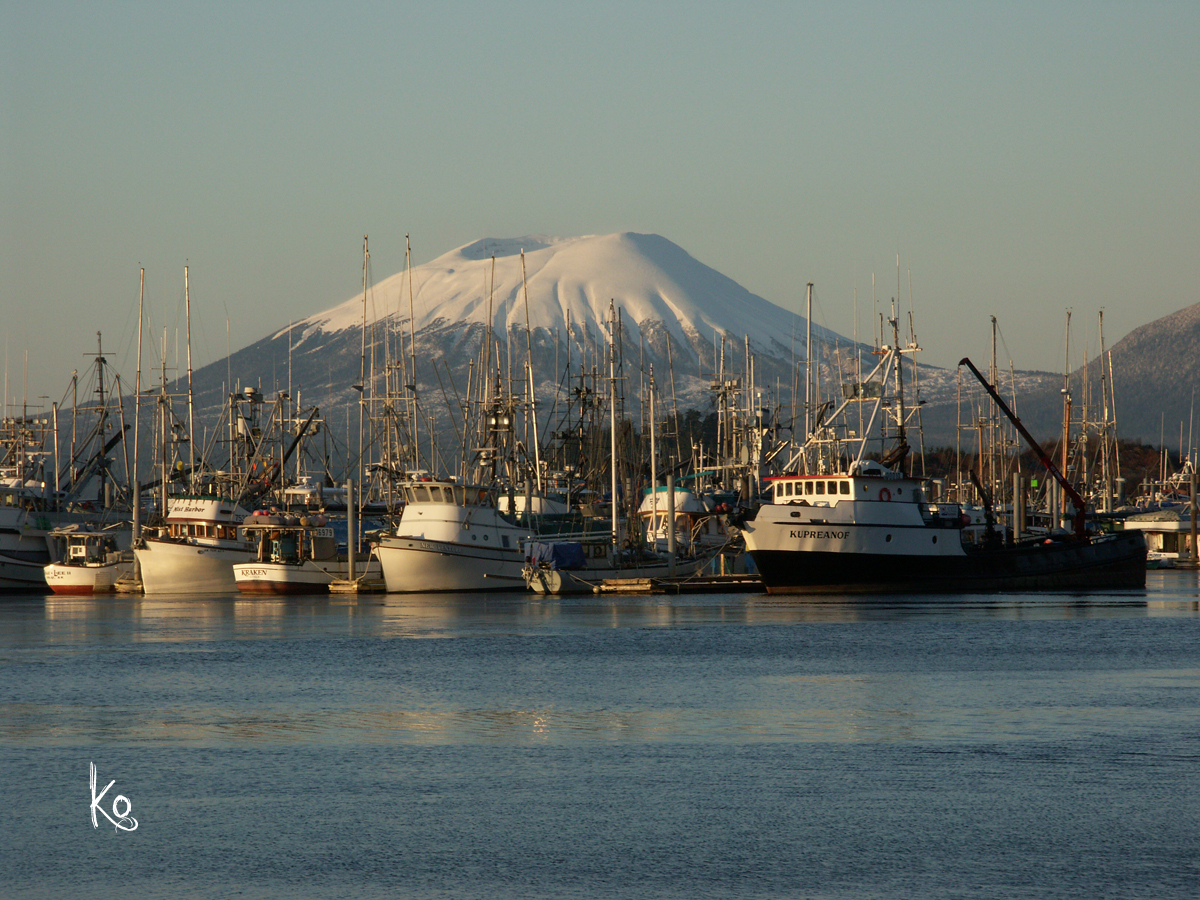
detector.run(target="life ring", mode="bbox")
[879,487,892,502]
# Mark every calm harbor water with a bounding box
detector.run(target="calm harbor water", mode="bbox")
[3,571,1199,899]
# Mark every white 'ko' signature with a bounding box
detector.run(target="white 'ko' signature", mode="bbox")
[89,761,138,832]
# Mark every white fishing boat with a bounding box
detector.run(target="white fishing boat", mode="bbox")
[373,480,585,592]
[134,495,253,594]
[44,525,132,594]
[233,513,381,594]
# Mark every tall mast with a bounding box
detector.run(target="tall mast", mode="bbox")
[134,268,144,513]
[184,265,195,492]
[649,364,657,543]
[133,270,144,487]
[804,282,813,442]
[95,331,108,503]
[357,236,368,507]
[1098,310,1112,512]
[160,327,168,515]
[891,299,906,450]
[609,301,619,548]
[520,250,542,492]
[484,256,495,410]
[990,315,998,503]
[406,233,418,472]
[1061,310,1073,523]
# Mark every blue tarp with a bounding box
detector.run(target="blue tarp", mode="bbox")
[527,541,586,570]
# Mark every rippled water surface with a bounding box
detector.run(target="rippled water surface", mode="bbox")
[3,570,1199,898]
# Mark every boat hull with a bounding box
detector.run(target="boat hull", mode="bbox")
[375,536,527,592]
[233,558,383,594]
[0,551,52,590]
[44,561,132,594]
[750,530,1148,594]
[526,558,701,594]
[135,539,252,594]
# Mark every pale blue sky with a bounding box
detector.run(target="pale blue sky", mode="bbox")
[3,1,1197,404]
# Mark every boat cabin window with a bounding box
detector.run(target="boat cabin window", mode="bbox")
[804,482,814,496]
[815,482,825,495]
[840,482,850,495]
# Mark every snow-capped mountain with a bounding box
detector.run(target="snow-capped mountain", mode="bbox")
[284,231,841,372]
[193,232,865,431]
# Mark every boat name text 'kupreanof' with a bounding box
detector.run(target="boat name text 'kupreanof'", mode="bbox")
[790,529,849,540]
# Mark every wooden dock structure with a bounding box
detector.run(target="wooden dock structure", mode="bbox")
[589,573,763,595]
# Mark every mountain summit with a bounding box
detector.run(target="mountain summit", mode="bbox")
[284,231,838,366]
[182,232,858,438]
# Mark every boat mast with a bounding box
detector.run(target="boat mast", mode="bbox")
[133,269,144,557]
[649,364,658,542]
[804,282,813,445]
[520,250,542,493]
[185,266,195,492]
[94,331,108,504]
[1098,310,1112,512]
[960,356,1087,538]
[890,299,907,454]
[1060,310,1072,527]
[609,302,619,549]
[406,233,419,473]
[356,236,368,525]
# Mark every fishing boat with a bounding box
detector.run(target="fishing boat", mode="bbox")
[525,486,729,594]
[372,479,587,592]
[233,512,381,594]
[738,322,1147,593]
[742,462,1146,593]
[1122,508,1195,569]
[521,536,709,594]
[44,525,132,594]
[134,494,254,593]
[638,485,736,556]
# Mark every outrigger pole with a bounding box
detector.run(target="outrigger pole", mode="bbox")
[958,357,1086,538]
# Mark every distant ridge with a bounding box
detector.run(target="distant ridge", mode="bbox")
[1078,301,1199,446]
[954,301,1200,449]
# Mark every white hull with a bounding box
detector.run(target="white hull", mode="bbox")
[373,480,576,593]
[375,536,527,592]
[135,539,252,594]
[233,557,382,594]
[44,560,133,594]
